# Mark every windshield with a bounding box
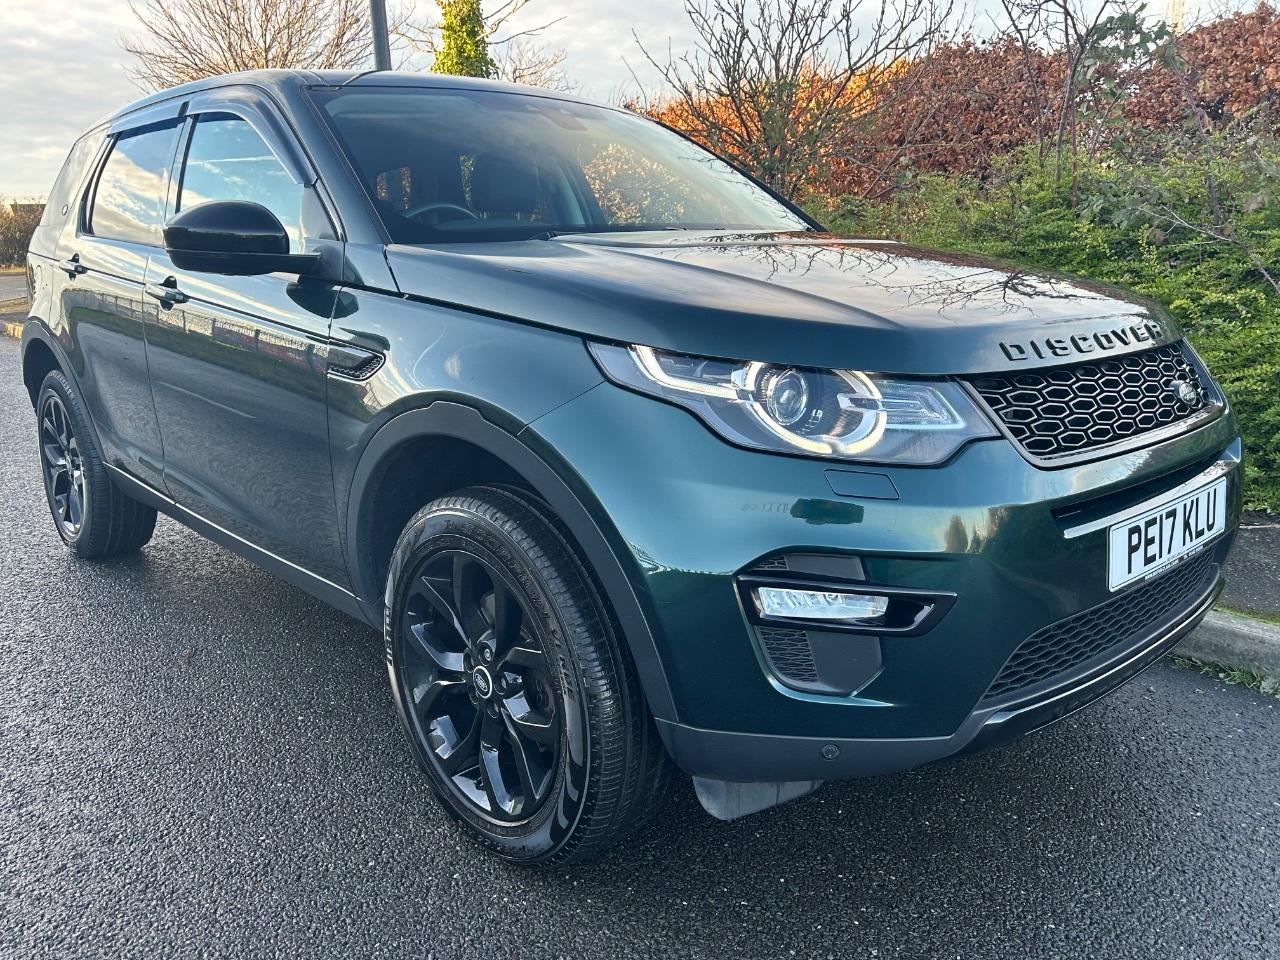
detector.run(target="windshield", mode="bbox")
[309,86,811,243]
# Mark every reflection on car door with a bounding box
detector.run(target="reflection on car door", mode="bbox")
[144,104,350,586]
[64,111,183,491]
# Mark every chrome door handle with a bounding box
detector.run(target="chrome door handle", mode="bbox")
[57,258,85,277]
[144,281,188,305]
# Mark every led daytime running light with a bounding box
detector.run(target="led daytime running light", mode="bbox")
[632,345,738,399]
[755,587,890,623]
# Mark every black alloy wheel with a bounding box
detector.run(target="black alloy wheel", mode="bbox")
[400,549,561,821]
[385,486,675,865]
[39,391,86,540]
[35,370,157,558]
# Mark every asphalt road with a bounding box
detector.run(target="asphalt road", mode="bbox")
[0,273,25,303]
[1222,523,1280,618]
[2,334,1278,960]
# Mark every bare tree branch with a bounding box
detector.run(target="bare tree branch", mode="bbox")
[400,0,571,88]
[635,0,957,200]
[491,38,570,88]
[119,0,415,91]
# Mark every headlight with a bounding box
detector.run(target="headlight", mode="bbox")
[589,343,998,465]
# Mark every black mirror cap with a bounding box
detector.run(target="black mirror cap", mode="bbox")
[163,200,318,276]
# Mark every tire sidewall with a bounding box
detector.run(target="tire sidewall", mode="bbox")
[384,501,595,864]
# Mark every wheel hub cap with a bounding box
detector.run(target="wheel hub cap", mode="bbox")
[471,666,494,699]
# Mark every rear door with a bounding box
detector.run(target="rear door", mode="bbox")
[143,92,351,585]
[63,106,185,490]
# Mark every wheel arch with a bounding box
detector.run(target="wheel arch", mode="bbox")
[21,320,110,465]
[21,321,67,409]
[346,402,678,722]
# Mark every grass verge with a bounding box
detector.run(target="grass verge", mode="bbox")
[1217,603,1280,626]
[1173,657,1280,699]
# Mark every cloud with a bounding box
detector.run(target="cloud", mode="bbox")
[528,0,697,100]
[0,0,693,198]
[0,0,140,199]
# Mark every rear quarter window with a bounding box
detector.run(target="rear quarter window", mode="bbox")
[41,132,105,228]
[28,131,106,257]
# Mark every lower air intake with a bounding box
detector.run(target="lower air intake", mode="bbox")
[982,551,1215,704]
[756,626,819,685]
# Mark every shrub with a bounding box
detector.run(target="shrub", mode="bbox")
[0,200,42,269]
[809,146,1280,510]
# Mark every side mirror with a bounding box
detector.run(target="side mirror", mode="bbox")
[163,200,320,276]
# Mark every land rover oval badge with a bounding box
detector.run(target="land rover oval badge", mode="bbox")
[1173,381,1198,405]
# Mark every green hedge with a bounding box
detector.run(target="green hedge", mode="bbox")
[809,150,1280,511]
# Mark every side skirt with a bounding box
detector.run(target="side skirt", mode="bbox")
[105,464,375,628]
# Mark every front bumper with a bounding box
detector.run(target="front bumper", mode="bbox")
[523,379,1243,782]
[659,558,1223,781]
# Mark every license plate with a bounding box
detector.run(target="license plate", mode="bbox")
[1107,478,1227,591]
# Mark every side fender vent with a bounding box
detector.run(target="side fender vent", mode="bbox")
[326,344,384,381]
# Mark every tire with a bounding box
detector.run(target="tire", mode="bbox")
[36,370,157,559]
[490,483,677,834]
[385,485,675,866]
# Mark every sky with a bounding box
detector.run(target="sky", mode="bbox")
[0,0,1212,200]
[0,0,695,199]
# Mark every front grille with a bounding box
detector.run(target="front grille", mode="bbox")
[982,550,1215,704]
[967,342,1213,459]
[756,626,819,685]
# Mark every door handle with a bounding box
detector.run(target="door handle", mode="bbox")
[144,281,188,305]
[57,257,85,277]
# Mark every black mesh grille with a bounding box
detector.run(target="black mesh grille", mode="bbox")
[982,550,1215,704]
[752,555,790,572]
[756,627,819,684]
[967,342,1212,459]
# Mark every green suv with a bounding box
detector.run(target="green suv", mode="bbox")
[21,70,1240,865]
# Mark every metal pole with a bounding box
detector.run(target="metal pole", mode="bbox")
[370,0,392,71]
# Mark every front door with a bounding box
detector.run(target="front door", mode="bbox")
[144,103,349,585]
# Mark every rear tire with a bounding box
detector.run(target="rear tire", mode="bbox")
[385,485,674,866]
[36,370,157,559]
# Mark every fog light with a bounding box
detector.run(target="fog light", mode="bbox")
[754,587,889,624]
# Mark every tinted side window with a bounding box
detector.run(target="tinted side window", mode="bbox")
[178,116,304,246]
[89,124,180,245]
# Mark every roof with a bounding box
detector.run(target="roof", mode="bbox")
[99,69,599,128]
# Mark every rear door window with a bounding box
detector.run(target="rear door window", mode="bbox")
[89,123,181,246]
